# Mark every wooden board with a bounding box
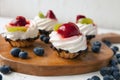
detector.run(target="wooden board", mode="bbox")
[0,33,119,76]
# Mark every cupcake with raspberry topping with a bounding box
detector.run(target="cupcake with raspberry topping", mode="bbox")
[2,16,39,47]
[76,15,97,42]
[49,22,87,59]
[34,10,58,35]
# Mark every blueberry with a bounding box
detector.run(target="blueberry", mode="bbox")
[33,47,44,56]
[92,45,100,53]
[10,48,21,57]
[103,75,114,80]
[112,71,120,80]
[19,51,28,59]
[102,40,112,47]
[92,41,102,47]
[91,76,100,80]
[43,37,49,43]
[109,59,118,66]
[110,66,119,73]
[0,65,11,74]
[100,67,112,76]
[39,35,46,41]
[116,53,120,59]
[111,46,119,52]
[117,58,120,64]
[0,74,2,80]
[111,47,117,54]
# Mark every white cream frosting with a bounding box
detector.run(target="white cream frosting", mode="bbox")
[34,16,58,31]
[76,23,97,36]
[49,31,87,53]
[2,21,38,41]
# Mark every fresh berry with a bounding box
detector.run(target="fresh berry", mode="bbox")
[39,12,45,18]
[100,67,112,76]
[111,48,117,54]
[116,53,120,58]
[57,22,81,38]
[33,47,44,56]
[110,66,119,73]
[103,75,114,80]
[0,74,2,80]
[10,16,28,26]
[102,40,112,47]
[109,59,118,66]
[78,18,94,24]
[10,48,21,57]
[53,24,61,31]
[112,71,120,80]
[0,65,11,74]
[92,41,102,47]
[76,15,86,23]
[19,51,28,59]
[91,76,100,80]
[39,35,46,41]
[117,58,120,64]
[43,37,50,43]
[46,10,57,20]
[92,45,100,53]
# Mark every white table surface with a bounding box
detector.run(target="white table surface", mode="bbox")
[0,17,120,80]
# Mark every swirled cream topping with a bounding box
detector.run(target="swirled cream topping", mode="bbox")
[76,23,97,36]
[49,31,87,53]
[2,21,38,41]
[34,16,58,31]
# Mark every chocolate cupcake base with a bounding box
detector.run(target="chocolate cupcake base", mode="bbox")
[5,36,39,47]
[51,44,87,59]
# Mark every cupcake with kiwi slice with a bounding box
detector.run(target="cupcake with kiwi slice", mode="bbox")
[50,22,87,59]
[34,10,58,36]
[2,16,39,47]
[76,15,97,43]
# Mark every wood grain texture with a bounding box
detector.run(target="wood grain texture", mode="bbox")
[0,33,119,76]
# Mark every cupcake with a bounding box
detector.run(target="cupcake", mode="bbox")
[2,16,39,47]
[50,22,87,59]
[76,15,97,42]
[34,10,58,35]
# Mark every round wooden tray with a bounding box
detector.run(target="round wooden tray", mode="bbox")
[0,33,119,76]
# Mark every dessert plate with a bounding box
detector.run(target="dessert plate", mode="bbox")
[0,33,119,76]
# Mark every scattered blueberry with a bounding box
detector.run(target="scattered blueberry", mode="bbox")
[10,48,21,57]
[0,74,2,80]
[109,59,118,66]
[103,75,114,80]
[43,37,50,43]
[102,40,112,47]
[92,45,100,53]
[100,67,112,76]
[39,35,46,41]
[111,47,117,54]
[92,41,102,47]
[116,53,120,59]
[91,76,100,80]
[110,66,119,73]
[112,71,120,80]
[117,58,120,64]
[0,65,11,74]
[19,51,28,59]
[111,46,119,52]
[33,47,44,56]
[87,78,92,80]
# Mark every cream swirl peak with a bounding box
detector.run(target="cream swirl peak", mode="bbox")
[34,16,57,31]
[34,10,58,31]
[50,31,87,53]
[76,23,97,36]
[3,21,38,41]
